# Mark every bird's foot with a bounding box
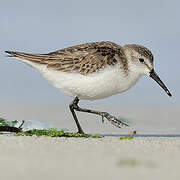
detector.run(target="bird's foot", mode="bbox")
[101,112,129,128]
[75,131,89,137]
[76,130,85,134]
[76,130,90,136]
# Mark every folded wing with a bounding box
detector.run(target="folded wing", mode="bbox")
[5,41,127,75]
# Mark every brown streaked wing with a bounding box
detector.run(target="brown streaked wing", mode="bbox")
[44,41,127,75]
[7,41,127,75]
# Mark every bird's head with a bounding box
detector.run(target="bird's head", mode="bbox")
[123,44,172,97]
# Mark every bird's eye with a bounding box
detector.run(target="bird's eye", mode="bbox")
[139,58,144,63]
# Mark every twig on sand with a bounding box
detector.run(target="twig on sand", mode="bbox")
[0,120,24,133]
[18,120,25,129]
[0,126,22,133]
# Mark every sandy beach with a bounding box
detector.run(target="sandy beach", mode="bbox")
[0,135,180,180]
[0,103,179,180]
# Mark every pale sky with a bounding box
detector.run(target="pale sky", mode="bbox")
[0,0,179,106]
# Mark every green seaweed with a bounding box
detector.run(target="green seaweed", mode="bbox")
[8,120,18,127]
[16,128,102,138]
[0,118,6,126]
[120,136,134,140]
[0,117,102,138]
[0,118,18,127]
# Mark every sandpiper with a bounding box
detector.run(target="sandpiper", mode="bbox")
[5,41,172,134]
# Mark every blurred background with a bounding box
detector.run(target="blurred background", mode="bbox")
[0,0,179,134]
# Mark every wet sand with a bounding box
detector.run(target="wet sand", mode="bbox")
[0,135,180,180]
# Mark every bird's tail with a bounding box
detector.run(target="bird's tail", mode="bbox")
[5,51,47,64]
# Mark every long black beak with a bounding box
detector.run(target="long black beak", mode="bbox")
[150,69,172,97]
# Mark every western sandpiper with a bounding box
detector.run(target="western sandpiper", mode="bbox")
[5,41,172,134]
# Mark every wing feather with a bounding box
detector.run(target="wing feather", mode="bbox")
[5,41,127,75]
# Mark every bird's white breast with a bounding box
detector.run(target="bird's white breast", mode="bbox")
[16,58,141,100]
[35,64,141,100]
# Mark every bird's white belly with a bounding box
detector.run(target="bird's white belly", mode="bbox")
[37,65,141,100]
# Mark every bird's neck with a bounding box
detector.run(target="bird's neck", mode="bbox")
[116,66,142,93]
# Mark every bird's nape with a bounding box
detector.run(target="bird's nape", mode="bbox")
[149,69,172,97]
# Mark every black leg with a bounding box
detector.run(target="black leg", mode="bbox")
[69,97,85,134]
[69,97,129,134]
